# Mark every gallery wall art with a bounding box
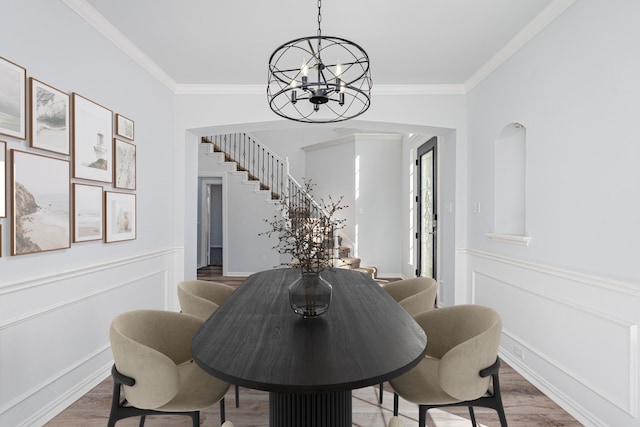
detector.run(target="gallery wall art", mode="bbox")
[73,183,103,242]
[30,78,70,155]
[114,138,136,190]
[104,191,136,243]
[0,54,138,255]
[11,149,71,255]
[115,114,134,140]
[72,93,113,183]
[0,56,26,140]
[0,140,5,218]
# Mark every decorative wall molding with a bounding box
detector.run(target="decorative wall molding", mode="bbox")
[465,248,639,423]
[0,248,179,296]
[464,248,640,298]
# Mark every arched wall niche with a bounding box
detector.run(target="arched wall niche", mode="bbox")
[488,122,531,245]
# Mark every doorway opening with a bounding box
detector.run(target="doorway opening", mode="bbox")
[197,178,223,268]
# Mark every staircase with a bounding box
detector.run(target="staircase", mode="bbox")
[201,133,377,279]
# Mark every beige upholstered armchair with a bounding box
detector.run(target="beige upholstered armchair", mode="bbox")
[108,309,230,427]
[382,277,438,316]
[177,279,241,407]
[177,280,235,321]
[390,304,507,427]
[379,276,438,402]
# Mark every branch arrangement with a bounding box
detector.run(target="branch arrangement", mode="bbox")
[260,180,347,274]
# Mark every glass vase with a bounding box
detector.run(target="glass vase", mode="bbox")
[288,271,332,318]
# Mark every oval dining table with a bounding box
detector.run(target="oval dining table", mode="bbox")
[192,268,427,427]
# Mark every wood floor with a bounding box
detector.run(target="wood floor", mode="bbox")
[45,267,583,427]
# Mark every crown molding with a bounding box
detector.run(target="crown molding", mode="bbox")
[61,0,177,92]
[63,0,574,97]
[464,0,576,92]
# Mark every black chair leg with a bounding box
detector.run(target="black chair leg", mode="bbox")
[235,384,240,408]
[138,415,145,427]
[393,392,399,416]
[190,412,199,427]
[469,406,477,427]
[379,382,384,403]
[220,397,226,424]
[418,406,427,427]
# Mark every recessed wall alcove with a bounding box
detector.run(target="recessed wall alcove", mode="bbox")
[487,122,531,245]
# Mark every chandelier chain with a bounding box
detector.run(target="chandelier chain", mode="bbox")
[317,0,322,37]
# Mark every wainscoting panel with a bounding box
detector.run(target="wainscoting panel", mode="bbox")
[0,249,180,427]
[466,250,639,427]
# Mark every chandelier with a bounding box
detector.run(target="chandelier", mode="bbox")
[267,0,372,123]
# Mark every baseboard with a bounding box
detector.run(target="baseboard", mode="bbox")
[499,351,605,427]
[22,362,112,427]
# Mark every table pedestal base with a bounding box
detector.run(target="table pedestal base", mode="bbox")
[269,390,352,427]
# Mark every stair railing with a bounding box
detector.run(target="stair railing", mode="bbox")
[202,133,287,199]
[202,132,340,266]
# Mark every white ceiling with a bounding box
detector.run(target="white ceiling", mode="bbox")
[75,0,570,91]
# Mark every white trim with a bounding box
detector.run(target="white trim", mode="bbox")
[465,0,576,92]
[465,248,640,298]
[0,248,178,295]
[18,361,112,427]
[60,0,176,92]
[486,233,531,245]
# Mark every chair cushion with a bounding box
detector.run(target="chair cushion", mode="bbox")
[158,360,231,411]
[389,356,459,405]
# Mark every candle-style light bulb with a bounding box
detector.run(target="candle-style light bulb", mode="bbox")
[301,59,308,89]
[290,80,297,104]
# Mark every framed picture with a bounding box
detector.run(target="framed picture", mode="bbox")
[114,138,136,190]
[30,78,70,155]
[11,150,70,255]
[1,140,5,218]
[115,114,134,140]
[105,191,136,243]
[72,93,113,183]
[0,56,26,139]
[73,183,103,242]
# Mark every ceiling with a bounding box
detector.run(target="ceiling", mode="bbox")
[78,0,564,91]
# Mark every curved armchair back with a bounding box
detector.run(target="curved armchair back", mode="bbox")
[413,305,502,401]
[109,310,202,409]
[178,280,235,321]
[383,277,437,317]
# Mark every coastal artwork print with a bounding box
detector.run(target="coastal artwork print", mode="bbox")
[30,78,70,155]
[73,183,103,242]
[1,141,5,218]
[115,114,134,140]
[0,56,26,139]
[104,191,136,243]
[72,93,113,183]
[114,138,136,190]
[11,150,70,255]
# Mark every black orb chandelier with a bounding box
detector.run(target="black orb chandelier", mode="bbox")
[267,0,372,123]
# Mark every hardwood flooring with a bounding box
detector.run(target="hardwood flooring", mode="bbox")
[44,267,582,427]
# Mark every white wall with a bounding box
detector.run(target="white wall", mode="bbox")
[0,1,177,425]
[198,147,280,275]
[465,1,640,425]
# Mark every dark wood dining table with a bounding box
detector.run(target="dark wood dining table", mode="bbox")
[192,268,427,427]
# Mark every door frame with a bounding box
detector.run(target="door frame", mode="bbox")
[416,136,438,279]
[197,176,224,269]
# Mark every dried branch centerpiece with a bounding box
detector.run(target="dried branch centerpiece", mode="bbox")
[261,181,346,318]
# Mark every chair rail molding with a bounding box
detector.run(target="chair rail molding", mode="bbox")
[462,248,640,426]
